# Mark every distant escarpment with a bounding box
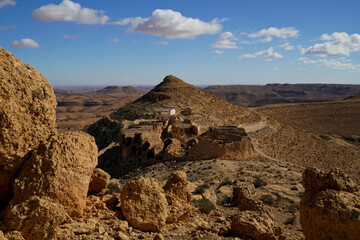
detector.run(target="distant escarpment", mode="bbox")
[205,83,360,106]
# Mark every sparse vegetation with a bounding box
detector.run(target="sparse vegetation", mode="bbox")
[107,180,121,193]
[287,203,300,213]
[284,216,296,225]
[194,183,210,194]
[193,198,216,214]
[218,177,233,188]
[260,194,275,206]
[253,177,267,188]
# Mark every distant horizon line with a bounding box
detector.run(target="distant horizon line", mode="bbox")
[53,82,360,88]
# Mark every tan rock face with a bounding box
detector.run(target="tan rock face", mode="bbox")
[300,167,360,240]
[163,171,191,209]
[188,127,255,160]
[120,177,169,232]
[232,177,256,206]
[231,210,284,240]
[0,47,57,207]
[89,168,111,195]
[231,177,283,239]
[11,131,98,217]
[2,196,71,240]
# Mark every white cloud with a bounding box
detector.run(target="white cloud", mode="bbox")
[63,34,80,39]
[113,9,222,39]
[32,0,109,24]
[109,38,120,42]
[151,41,169,45]
[248,27,299,41]
[11,38,39,48]
[0,0,16,8]
[212,32,238,49]
[239,47,283,60]
[212,50,223,54]
[273,67,279,70]
[301,32,360,57]
[0,25,16,30]
[297,57,360,70]
[278,42,294,51]
[258,36,273,43]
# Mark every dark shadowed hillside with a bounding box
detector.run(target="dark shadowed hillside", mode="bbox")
[205,84,360,106]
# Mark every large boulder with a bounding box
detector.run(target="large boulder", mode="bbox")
[10,132,98,217]
[0,47,57,207]
[300,167,360,240]
[231,210,284,240]
[1,196,71,240]
[121,177,169,232]
[163,171,191,209]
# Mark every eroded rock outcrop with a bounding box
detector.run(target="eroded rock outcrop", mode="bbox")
[120,177,169,232]
[232,210,284,240]
[188,126,255,160]
[231,177,283,240]
[1,196,71,240]
[300,167,360,240]
[163,171,191,209]
[0,47,57,207]
[89,168,111,195]
[10,131,98,217]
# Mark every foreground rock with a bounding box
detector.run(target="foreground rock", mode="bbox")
[231,177,283,240]
[1,196,71,240]
[121,177,169,232]
[300,167,360,240]
[10,131,97,217]
[163,171,191,209]
[89,168,111,194]
[232,211,283,240]
[0,47,57,208]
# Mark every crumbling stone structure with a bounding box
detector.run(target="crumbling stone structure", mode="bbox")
[119,113,256,170]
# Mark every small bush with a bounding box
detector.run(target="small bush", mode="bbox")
[193,183,210,194]
[253,177,267,188]
[219,177,233,187]
[217,196,232,207]
[193,198,216,214]
[284,216,296,225]
[260,194,275,206]
[107,180,121,193]
[287,203,300,213]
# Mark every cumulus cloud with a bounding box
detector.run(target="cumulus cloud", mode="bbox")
[113,9,222,39]
[248,27,299,42]
[301,32,360,57]
[0,25,16,30]
[278,42,294,51]
[11,38,39,48]
[32,0,109,24]
[212,50,223,54]
[239,47,283,60]
[297,57,360,70]
[0,0,16,8]
[212,32,238,49]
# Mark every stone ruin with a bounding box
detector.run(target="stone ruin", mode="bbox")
[119,111,255,170]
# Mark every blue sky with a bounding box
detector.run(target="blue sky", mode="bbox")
[0,0,359,86]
